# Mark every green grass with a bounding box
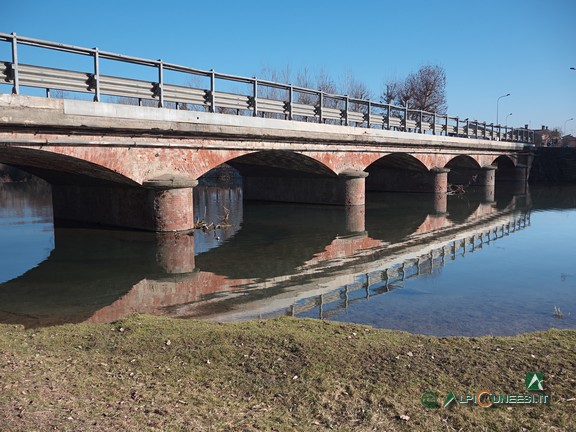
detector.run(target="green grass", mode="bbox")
[1,315,574,431]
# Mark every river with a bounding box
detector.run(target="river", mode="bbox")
[0,179,575,336]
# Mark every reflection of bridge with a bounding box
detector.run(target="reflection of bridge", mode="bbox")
[188,208,531,323]
[286,213,531,320]
[0,33,534,232]
[0,186,531,327]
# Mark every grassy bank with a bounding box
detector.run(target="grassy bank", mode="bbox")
[0,315,574,431]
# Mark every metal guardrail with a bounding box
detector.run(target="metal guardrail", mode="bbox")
[0,32,535,144]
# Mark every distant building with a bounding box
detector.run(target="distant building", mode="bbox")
[533,126,562,147]
[562,134,576,148]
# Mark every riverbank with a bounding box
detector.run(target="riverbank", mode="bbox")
[0,315,574,431]
[530,147,576,183]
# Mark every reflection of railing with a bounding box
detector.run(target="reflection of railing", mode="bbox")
[0,32,534,144]
[282,212,531,319]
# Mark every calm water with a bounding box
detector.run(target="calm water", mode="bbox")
[0,180,575,336]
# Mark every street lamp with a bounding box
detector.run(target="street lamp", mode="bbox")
[505,112,513,126]
[497,93,510,125]
[564,118,574,135]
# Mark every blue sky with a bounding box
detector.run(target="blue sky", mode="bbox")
[2,0,575,133]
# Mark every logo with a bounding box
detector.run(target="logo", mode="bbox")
[420,391,438,409]
[423,372,549,409]
[443,391,457,408]
[526,372,544,391]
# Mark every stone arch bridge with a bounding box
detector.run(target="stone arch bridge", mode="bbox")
[0,94,533,231]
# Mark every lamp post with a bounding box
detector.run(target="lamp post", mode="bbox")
[564,118,574,135]
[496,93,510,125]
[505,112,513,126]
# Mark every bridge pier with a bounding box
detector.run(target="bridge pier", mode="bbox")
[477,165,497,203]
[431,167,450,194]
[433,193,448,214]
[143,177,197,232]
[52,176,197,232]
[156,232,195,273]
[339,170,368,206]
[431,168,450,214]
[345,204,366,233]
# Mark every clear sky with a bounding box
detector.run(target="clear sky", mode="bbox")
[2,0,575,133]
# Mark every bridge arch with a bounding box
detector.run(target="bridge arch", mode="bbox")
[365,153,432,193]
[220,150,337,179]
[205,150,363,206]
[0,147,139,186]
[493,155,524,184]
[444,155,482,187]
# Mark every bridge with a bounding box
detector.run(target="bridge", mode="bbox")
[0,33,535,231]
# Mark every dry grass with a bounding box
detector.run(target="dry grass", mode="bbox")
[1,315,574,431]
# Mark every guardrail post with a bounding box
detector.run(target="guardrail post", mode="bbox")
[386,104,391,130]
[404,104,408,131]
[157,60,164,108]
[432,112,436,135]
[318,91,324,123]
[288,85,293,120]
[366,100,371,128]
[455,117,459,137]
[465,119,470,138]
[93,48,100,102]
[344,95,349,126]
[210,69,216,113]
[252,78,258,117]
[10,32,19,95]
[419,110,423,133]
[483,122,487,139]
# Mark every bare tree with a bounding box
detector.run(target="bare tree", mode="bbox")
[341,72,371,126]
[381,65,447,114]
[407,65,447,114]
[295,67,316,106]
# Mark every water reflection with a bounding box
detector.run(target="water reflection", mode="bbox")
[0,181,54,283]
[0,181,575,336]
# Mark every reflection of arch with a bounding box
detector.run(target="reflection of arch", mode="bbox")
[365,192,431,241]
[0,147,139,186]
[366,153,430,193]
[195,203,343,279]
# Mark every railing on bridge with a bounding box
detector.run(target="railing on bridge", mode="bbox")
[0,32,534,144]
